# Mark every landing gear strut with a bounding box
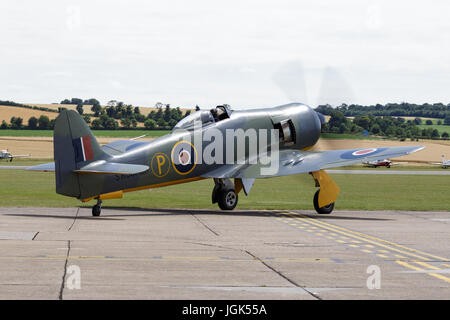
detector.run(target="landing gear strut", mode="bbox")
[92,199,102,216]
[212,178,238,210]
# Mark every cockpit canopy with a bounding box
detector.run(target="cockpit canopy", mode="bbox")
[173,105,232,131]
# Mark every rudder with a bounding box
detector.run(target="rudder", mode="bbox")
[54,110,105,198]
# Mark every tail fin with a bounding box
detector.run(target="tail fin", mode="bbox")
[54,110,106,197]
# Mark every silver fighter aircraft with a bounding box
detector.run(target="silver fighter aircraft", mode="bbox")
[28,104,425,216]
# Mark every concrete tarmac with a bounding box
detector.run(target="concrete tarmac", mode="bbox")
[0,207,449,299]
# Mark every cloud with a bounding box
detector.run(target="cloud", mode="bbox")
[1,0,450,108]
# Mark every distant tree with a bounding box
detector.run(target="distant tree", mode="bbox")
[157,118,167,128]
[445,114,450,125]
[60,99,71,104]
[148,110,156,120]
[442,132,449,138]
[431,129,440,138]
[70,98,83,105]
[135,114,146,122]
[121,118,131,129]
[10,116,23,129]
[144,119,156,129]
[83,115,91,124]
[107,100,117,107]
[38,115,50,129]
[155,108,163,121]
[83,98,100,105]
[104,118,118,130]
[134,107,140,115]
[168,119,178,128]
[413,117,422,125]
[91,103,102,117]
[91,119,102,129]
[28,116,38,129]
[0,120,7,129]
[370,124,381,135]
[164,104,171,122]
[195,105,200,111]
[425,120,433,125]
[76,104,84,115]
[353,116,370,130]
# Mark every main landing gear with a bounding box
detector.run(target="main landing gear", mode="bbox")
[92,199,102,217]
[310,170,340,215]
[212,178,238,210]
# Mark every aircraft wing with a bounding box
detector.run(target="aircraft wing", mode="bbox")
[10,154,30,158]
[202,146,424,179]
[26,162,55,172]
[26,161,149,175]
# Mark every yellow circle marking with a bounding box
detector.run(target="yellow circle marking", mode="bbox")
[171,140,198,175]
[151,153,170,177]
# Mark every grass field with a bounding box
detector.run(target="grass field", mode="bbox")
[0,166,448,211]
[0,129,170,138]
[418,124,450,135]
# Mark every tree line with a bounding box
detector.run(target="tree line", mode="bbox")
[316,102,450,123]
[1,98,192,130]
[324,110,449,140]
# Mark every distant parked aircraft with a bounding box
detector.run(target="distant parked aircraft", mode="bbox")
[429,155,449,169]
[363,159,401,168]
[0,149,30,162]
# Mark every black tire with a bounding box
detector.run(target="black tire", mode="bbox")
[386,165,391,168]
[313,189,334,214]
[218,188,238,210]
[92,205,101,217]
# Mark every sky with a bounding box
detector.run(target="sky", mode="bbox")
[1,0,450,109]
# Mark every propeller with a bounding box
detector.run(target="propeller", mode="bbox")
[273,61,355,143]
[272,60,355,184]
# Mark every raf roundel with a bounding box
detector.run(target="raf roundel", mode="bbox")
[171,141,197,175]
[352,148,377,156]
[340,147,386,160]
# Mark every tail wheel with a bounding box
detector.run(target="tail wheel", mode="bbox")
[218,188,238,210]
[313,189,334,214]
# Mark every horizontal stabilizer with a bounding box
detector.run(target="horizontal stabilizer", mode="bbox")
[27,162,55,172]
[74,161,149,175]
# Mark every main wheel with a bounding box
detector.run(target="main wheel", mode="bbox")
[313,189,334,214]
[218,188,238,210]
[92,204,101,216]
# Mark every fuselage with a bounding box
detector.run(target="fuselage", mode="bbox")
[76,103,323,200]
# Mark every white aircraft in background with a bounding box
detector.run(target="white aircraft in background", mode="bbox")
[362,159,401,168]
[430,155,450,169]
[0,149,30,162]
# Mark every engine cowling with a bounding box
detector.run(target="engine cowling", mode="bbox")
[269,103,322,150]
